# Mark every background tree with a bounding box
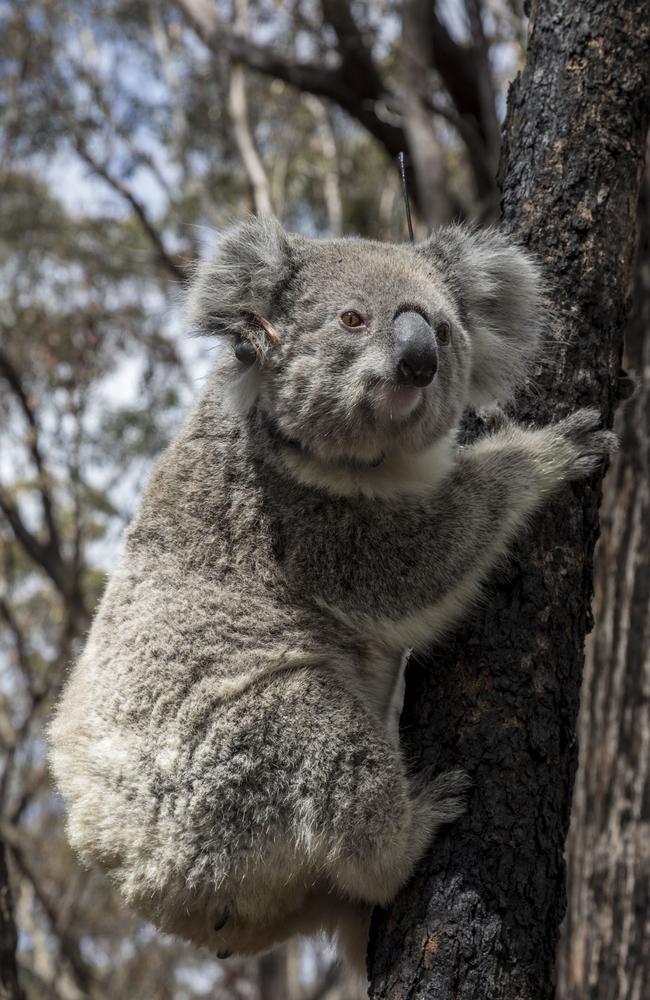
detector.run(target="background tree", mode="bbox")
[556,153,650,1000]
[0,1,647,998]
[0,841,23,1000]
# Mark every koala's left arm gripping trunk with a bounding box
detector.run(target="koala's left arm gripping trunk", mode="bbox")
[304,418,608,628]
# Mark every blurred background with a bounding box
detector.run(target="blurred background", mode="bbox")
[0,2,646,998]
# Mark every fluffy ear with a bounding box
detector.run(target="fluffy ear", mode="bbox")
[418,225,546,406]
[186,215,293,345]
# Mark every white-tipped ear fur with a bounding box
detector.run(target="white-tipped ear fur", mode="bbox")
[419,225,546,406]
[186,215,293,340]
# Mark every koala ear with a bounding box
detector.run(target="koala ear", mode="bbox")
[418,225,546,407]
[186,215,293,345]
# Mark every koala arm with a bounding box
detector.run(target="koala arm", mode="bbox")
[294,409,616,640]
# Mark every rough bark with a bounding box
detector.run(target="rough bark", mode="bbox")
[368,2,650,998]
[0,843,23,1000]
[556,154,650,1000]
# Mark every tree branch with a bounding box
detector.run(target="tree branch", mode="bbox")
[0,348,61,558]
[0,487,67,596]
[401,0,455,226]
[320,0,386,101]
[227,0,273,215]
[71,57,176,202]
[0,840,23,1000]
[303,95,343,235]
[430,6,485,130]
[3,824,94,997]
[0,597,33,696]
[72,136,186,283]
[172,0,406,161]
[465,0,501,165]
[0,685,46,811]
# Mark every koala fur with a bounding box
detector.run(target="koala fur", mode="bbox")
[49,217,616,974]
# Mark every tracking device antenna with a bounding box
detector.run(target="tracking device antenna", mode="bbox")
[398,152,414,242]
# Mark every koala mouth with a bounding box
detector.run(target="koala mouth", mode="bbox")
[373,383,423,422]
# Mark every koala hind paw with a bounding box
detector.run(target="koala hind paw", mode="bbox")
[415,767,472,826]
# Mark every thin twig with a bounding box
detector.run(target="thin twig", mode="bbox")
[72,137,186,283]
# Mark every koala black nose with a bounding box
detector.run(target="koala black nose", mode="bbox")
[392,311,438,387]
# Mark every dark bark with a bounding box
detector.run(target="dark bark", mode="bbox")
[0,844,23,1000]
[556,153,650,1000]
[368,2,650,998]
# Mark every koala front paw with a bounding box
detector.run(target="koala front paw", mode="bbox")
[554,407,618,481]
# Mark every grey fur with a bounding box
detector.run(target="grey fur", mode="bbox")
[49,218,616,975]
[416,224,546,406]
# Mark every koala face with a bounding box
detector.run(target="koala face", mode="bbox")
[255,238,473,463]
[188,217,544,464]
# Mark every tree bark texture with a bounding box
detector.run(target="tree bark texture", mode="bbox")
[368,2,650,998]
[556,155,650,1000]
[0,844,23,1000]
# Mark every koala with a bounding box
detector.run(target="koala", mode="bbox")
[49,217,615,975]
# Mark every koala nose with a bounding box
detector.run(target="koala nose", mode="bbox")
[392,311,438,387]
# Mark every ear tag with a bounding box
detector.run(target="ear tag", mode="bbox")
[233,315,280,366]
[234,339,258,365]
[255,315,280,346]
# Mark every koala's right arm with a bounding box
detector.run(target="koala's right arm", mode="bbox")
[287,409,615,637]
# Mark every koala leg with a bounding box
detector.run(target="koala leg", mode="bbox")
[260,671,471,910]
[324,761,469,908]
[169,670,466,965]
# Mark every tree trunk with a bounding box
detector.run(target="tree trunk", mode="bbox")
[368,2,650,998]
[556,153,650,1000]
[0,844,23,1000]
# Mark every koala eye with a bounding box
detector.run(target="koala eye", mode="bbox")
[436,321,452,346]
[339,310,367,330]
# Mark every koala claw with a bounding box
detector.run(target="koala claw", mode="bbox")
[556,406,602,440]
[214,909,230,931]
[555,407,618,480]
[217,949,233,960]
